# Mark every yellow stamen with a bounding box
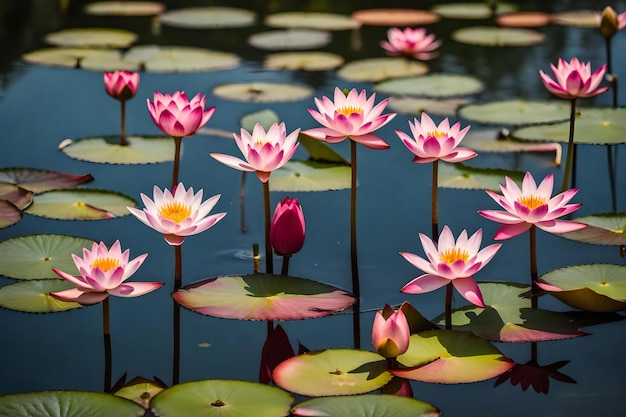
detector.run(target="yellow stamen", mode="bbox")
[159,202,191,223]
[440,248,469,264]
[426,130,445,138]
[337,105,363,116]
[91,257,120,272]
[517,195,547,210]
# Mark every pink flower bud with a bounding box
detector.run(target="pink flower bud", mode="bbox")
[372,304,410,358]
[104,70,139,101]
[270,197,305,256]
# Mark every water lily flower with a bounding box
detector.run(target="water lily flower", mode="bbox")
[598,6,626,39]
[539,57,607,100]
[270,197,305,256]
[104,70,139,101]
[401,226,501,307]
[302,87,396,150]
[147,91,215,138]
[210,122,300,183]
[380,27,441,60]
[50,240,162,305]
[372,304,410,358]
[127,182,226,246]
[478,172,586,240]
[395,112,476,163]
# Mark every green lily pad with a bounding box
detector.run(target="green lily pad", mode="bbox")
[376,73,484,98]
[560,212,626,246]
[173,273,355,321]
[298,135,349,164]
[352,9,440,26]
[393,330,515,383]
[22,47,129,70]
[0,279,82,313]
[0,185,32,209]
[240,109,280,132]
[270,161,351,192]
[451,26,545,46]
[431,3,518,19]
[122,45,240,73]
[84,1,165,16]
[273,349,392,396]
[0,234,94,280]
[292,394,440,417]
[150,379,293,417]
[114,376,166,409]
[552,10,599,28]
[511,107,626,145]
[26,189,136,220]
[265,12,360,31]
[458,100,571,126]
[159,7,256,29]
[60,135,176,164]
[249,30,332,51]
[438,162,525,192]
[0,391,144,417]
[44,28,138,48]
[212,82,313,103]
[387,96,469,117]
[0,200,22,229]
[338,58,429,82]
[495,12,552,27]
[0,167,94,193]
[265,52,344,71]
[538,264,626,312]
[433,282,586,342]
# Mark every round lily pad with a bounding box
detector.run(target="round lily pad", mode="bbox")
[240,109,280,132]
[376,73,484,98]
[150,379,293,417]
[538,264,626,312]
[159,7,256,29]
[26,189,136,220]
[431,3,518,19]
[270,161,351,192]
[351,9,440,26]
[560,213,626,246]
[451,26,545,46]
[273,349,392,396]
[249,30,332,51]
[511,107,626,145]
[393,330,515,384]
[22,47,132,70]
[114,377,166,409]
[438,162,525,192]
[291,394,440,417]
[0,234,94,280]
[0,279,82,313]
[458,100,571,126]
[552,10,599,28]
[0,391,143,417]
[0,184,32,210]
[122,45,240,73]
[0,200,22,229]
[338,58,429,82]
[84,1,165,16]
[265,51,343,71]
[60,135,177,164]
[212,82,312,103]
[387,96,468,116]
[297,135,349,165]
[496,12,552,27]
[265,12,360,31]
[44,28,138,48]
[173,273,355,321]
[0,167,94,193]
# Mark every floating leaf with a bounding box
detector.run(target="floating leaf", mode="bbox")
[560,212,626,246]
[393,330,514,384]
[0,280,82,313]
[84,1,165,16]
[0,234,94,280]
[0,167,94,193]
[376,73,484,98]
[173,273,355,321]
[114,376,166,409]
[496,12,552,27]
[451,26,545,46]
[431,3,518,19]
[511,107,626,145]
[438,162,525,192]
[273,349,392,396]
[338,58,428,82]
[265,52,344,71]
[240,109,280,132]
[0,200,22,229]
[265,12,360,31]
[298,135,349,164]
[212,82,313,103]
[552,10,599,28]
[150,379,293,417]
[352,9,440,26]
[26,189,136,220]
[159,7,256,29]
[458,100,570,126]
[60,135,176,164]
[387,96,468,116]
[538,264,626,312]
[44,28,138,48]
[0,391,144,417]
[462,129,562,165]
[291,394,440,417]
[270,161,351,192]
[249,30,332,51]
[22,47,130,69]
[122,45,240,73]
[0,185,32,210]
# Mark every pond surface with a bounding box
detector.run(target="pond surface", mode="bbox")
[1,0,626,416]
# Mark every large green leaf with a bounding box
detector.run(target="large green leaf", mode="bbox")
[240,109,280,132]
[0,200,22,229]
[291,394,440,417]
[458,100,571,126]
[122,45,241,73]
[273,349,392,396]
[265,12,360,30]
[0,279,82,313]
[451,26,545,46]
[114,376,166,409]
[352,8,440,26]
[560,212,626,246]
[376,74,484,98]
[22,48,130,70]
[265,52,344,71]
[159,7,256,29]
[338,58,428,82]
[0,168,94,193]
[249,30,332,51]
[44,28,138,48]
[84,1,166,16]
[212,82,313,103]
[298,135,349,164]
[387,96,468,117]
[438,162,525,192]
[431,3,517,19]
[60,135,176,164]
[270,161,351,192]
[26,189,136,220]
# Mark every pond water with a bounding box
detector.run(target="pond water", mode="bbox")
[1,0,626,416]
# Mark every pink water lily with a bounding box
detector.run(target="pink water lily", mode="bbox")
[104,70,139,101]
[401,226,501,307]
[396,112,476,163]
[372,304,410,358]
[380,27,441,60]
[478,172,586,240]
[270,197,305,256]
[127,182,226,246]
[51,240,162,305]
[539,57,607,100]
[302,87,396,150]
[210,122,300,183]
[147,91,215,138]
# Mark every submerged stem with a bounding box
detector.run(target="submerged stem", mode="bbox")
[171,136,182,190]
[102,297,112,393]
[530,225,538,309]
[560,98,577,192]
[120,100,128,146]
[172,245,182,385]
[350,140,361,349]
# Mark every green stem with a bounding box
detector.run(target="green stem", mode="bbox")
[172,245,182,385]
[431,160,439,241]
[530,225,538,309]
[350,140,361,349]
[263,181,273,274]
[102,297,112,393]
[171,136,182,190]
[560,98,577,192]
[281,254,290,276]
[120,100,128,146]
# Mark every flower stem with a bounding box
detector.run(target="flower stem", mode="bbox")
[263,181,273,274]
[431,160,439,241]
[119,100,128,146]
[350,140,361,349]
[102,297,112,393]
[172,245,182,385]
[240,172,248,233]
[281,254,290,276]
[171,136,182,190]
[530,225,538,309]
[560,98,577,192]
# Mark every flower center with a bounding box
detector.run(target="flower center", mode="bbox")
[337,105,363,116]
[440,248,469,264]
[517,195,547,210]
[91,257,120,272]
[159,202,191,223]
[426,130,445,139]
